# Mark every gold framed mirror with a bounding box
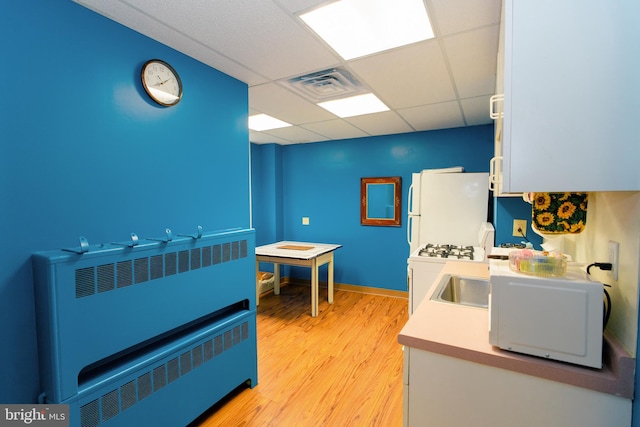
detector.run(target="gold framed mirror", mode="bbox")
[360,177,402,226]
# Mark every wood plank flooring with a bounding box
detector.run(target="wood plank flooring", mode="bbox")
[191,284,408,427]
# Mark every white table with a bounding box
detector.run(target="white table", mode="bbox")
[255,241,342,317]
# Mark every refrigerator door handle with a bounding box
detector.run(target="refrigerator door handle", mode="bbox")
[407,215,413,246]
[407,182,415,215]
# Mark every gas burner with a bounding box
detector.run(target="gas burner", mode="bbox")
[418,243,475,260]
[500,243,526,249]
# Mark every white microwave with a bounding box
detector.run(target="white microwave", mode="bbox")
[489,262,603,368]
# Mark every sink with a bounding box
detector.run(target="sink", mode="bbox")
[430,274,489,308]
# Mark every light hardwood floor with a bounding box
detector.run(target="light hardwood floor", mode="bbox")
[191,284,408,427]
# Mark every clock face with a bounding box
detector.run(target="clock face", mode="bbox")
[141,60,182,106]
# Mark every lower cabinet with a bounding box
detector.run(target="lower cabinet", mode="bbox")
[403,347,631,427]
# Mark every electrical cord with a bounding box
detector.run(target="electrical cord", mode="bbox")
[586,262,612,275]
[603,285,612,328]
[586,262,613,328]
[517,227,530,243]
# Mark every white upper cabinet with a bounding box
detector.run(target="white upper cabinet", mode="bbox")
[499,0,640,192]
[489,0,520,197]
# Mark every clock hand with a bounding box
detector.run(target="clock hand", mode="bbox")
[151,78,172,88]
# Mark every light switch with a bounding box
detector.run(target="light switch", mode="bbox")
[302,217,310,225]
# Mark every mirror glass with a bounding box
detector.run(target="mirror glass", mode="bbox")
[367,183,395,219]
[360,177,402,226]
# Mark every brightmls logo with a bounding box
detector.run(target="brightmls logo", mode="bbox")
[0,405,69,426]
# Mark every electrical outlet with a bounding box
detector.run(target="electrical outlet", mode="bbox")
[302,217,310,226]
[512,219,527,237]
[608,240,619,281]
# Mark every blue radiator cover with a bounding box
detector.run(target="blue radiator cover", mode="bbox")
[32,228,257,427]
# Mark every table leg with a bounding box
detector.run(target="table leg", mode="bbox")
[328,253,334,304]
[311,258,318,317]
[256,259,260,306]
[273,263,281,295]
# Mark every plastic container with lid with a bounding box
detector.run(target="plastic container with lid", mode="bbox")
[508,249,567,277]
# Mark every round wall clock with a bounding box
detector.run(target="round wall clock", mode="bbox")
[141,59,183,106]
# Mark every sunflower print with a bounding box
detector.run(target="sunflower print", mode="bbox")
[533,193,551,211]
[532,193,588,234]
[557,201,576,219]
[536,212,555,227]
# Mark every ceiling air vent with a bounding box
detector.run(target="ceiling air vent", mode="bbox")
[284,68,364,102]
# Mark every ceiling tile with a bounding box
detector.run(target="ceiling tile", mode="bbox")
[250,131,293,145]
[301,119,369,140]
[122,0,340,80]
[345,111,414,136]
[348,41,456,109]
[77,0,268,84]
[429,0,501,36]
[277,0,327,14]
[443,25,499,98]
[262,125,329,144]
[250,83,336,124]
[397,101,465,131]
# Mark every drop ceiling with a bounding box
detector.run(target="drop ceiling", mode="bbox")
[74,0,501,145]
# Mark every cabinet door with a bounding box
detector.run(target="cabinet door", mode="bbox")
[503,0,640,192]
[489,0,520,197]
[405,348,631,427]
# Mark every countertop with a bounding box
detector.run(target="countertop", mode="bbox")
[255,241,342,260]
[398,261,634,399]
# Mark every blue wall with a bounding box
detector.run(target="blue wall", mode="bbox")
[494,197,543,249]
[252,126,500,291]
[1,1,250,403]
[251,143,284,244]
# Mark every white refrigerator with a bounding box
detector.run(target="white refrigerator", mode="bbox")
[407,168,491,254]
[406,168,493,315]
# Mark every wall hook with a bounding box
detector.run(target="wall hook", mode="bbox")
[178,225,203,240]
[62,236,90,254]
[128,233,139,247]
[148,228,173,243]
[111,233,139,247]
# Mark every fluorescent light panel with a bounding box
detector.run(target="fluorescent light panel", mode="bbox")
[318,93,389,118]
[300,0,434,60]
[248,114,292,131]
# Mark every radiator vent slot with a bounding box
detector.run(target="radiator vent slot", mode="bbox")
[75,267,95,298]
[178,250,189,273]
[165,252,177,276]
[116,261,132,288]
[120,380,136,411]
[80,399,99,427]
[74,239,248,299]
[101,389,119,422]
[97,264,114,293]
[134,257,149,284]
[79,320,251,427]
